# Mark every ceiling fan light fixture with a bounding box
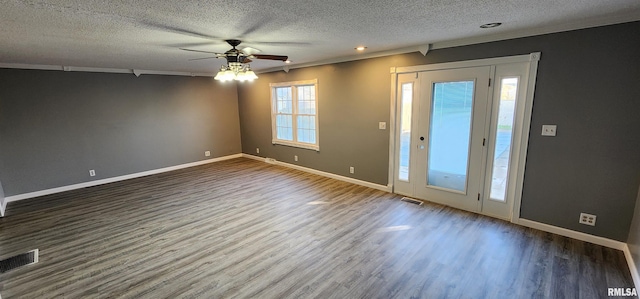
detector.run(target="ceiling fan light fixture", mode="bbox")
[214,66,227,81]
[214,63,258,82]
[214,67,235,82]
[243,69,258,81]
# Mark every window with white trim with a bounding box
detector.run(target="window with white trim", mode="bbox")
[270,79,319,150]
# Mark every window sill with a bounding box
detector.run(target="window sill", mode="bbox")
[272,140,319,151]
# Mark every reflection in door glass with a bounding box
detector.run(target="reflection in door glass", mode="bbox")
[490,77,519,201]
[428,81,474,192]
[398,83,413,181]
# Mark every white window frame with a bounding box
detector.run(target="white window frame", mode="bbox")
[270,79,319,151]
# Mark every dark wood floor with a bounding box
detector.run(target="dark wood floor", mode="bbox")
[0,158,634,298]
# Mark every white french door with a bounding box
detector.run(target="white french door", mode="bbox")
[392,56,537,221]
[414,66,491,213]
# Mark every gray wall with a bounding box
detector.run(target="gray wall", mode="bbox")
[238,63,393,185]
[238,21,640,241]
[0,69,241,196]
[628,185,640,274]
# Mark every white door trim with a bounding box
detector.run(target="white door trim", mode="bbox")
[389,52,541,221]
[510,53,541,223]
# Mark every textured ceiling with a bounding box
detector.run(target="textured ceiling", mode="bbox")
[1,0,640,74]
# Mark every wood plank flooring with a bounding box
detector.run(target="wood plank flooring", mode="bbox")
[0,158,635,298]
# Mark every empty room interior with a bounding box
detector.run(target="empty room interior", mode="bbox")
[1,1,640,298]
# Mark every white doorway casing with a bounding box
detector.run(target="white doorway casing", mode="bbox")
[388,52,541,222]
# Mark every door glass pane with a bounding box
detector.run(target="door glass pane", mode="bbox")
[490,77,519,201]
[398,83,413,181]
[427,81,474,192]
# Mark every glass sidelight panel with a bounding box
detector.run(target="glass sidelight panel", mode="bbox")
[489,77,519,201]
[427,81,475,192]
[398,83,413,181]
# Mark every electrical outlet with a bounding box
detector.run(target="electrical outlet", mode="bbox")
[379,122,386,130]
[579,213,596,226]
[205,151,211,157]
[349,166,355,174]
[294,155,298,161]
[89,170,96,177]
[256,148,260,154]
[542,125,557,136]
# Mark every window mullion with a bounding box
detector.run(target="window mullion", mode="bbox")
[292,85,298,143]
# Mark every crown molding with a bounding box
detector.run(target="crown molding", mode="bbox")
[1,16,638,76]
[259,16,640,74]
[0,63,214,77]
[257,45,423,74]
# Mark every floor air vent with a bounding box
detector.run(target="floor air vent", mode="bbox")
[0,249,38,273]
[401,197,423,205]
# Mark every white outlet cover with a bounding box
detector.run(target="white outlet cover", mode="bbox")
[541,125,557,136]
[379,122,386,130]
[579,212,596,226]
[205,151,211,157]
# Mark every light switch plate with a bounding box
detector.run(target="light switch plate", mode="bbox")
[542,125,557,136]
[379,122,386,130]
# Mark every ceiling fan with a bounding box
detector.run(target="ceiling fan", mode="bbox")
[181,39,288,82]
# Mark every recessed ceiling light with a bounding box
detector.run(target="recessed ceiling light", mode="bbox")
[285,60,291,64]
[355,46,367,51]
[480,22,502,29]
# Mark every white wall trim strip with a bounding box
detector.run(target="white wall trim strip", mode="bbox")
[623,245,640,290]
[0,63,214,77]
[392,52,540,74]
[260,15,637,75]
[516,218,626,250]
[4,154,242,204]
[242,154,392,192]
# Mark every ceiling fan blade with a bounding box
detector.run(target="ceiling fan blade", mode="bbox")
[252,54,289,61]
[237,15,274,38]
[248,41,311,46]
[241,46,262,55]
[180,48,224,55]
[168,42,219,48]
[240,57,253,63]
[188,57,220,61]
[140,21,220,40]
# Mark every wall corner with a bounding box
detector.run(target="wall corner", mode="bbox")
[0,181,5,217]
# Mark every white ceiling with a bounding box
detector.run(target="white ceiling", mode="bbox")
[1,0,640,74]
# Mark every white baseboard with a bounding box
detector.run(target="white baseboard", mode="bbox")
[4,154,243,205]
[515,218,626,250]
[242,154,392,192]
[242,154,264,162]
[623,245,640,290]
